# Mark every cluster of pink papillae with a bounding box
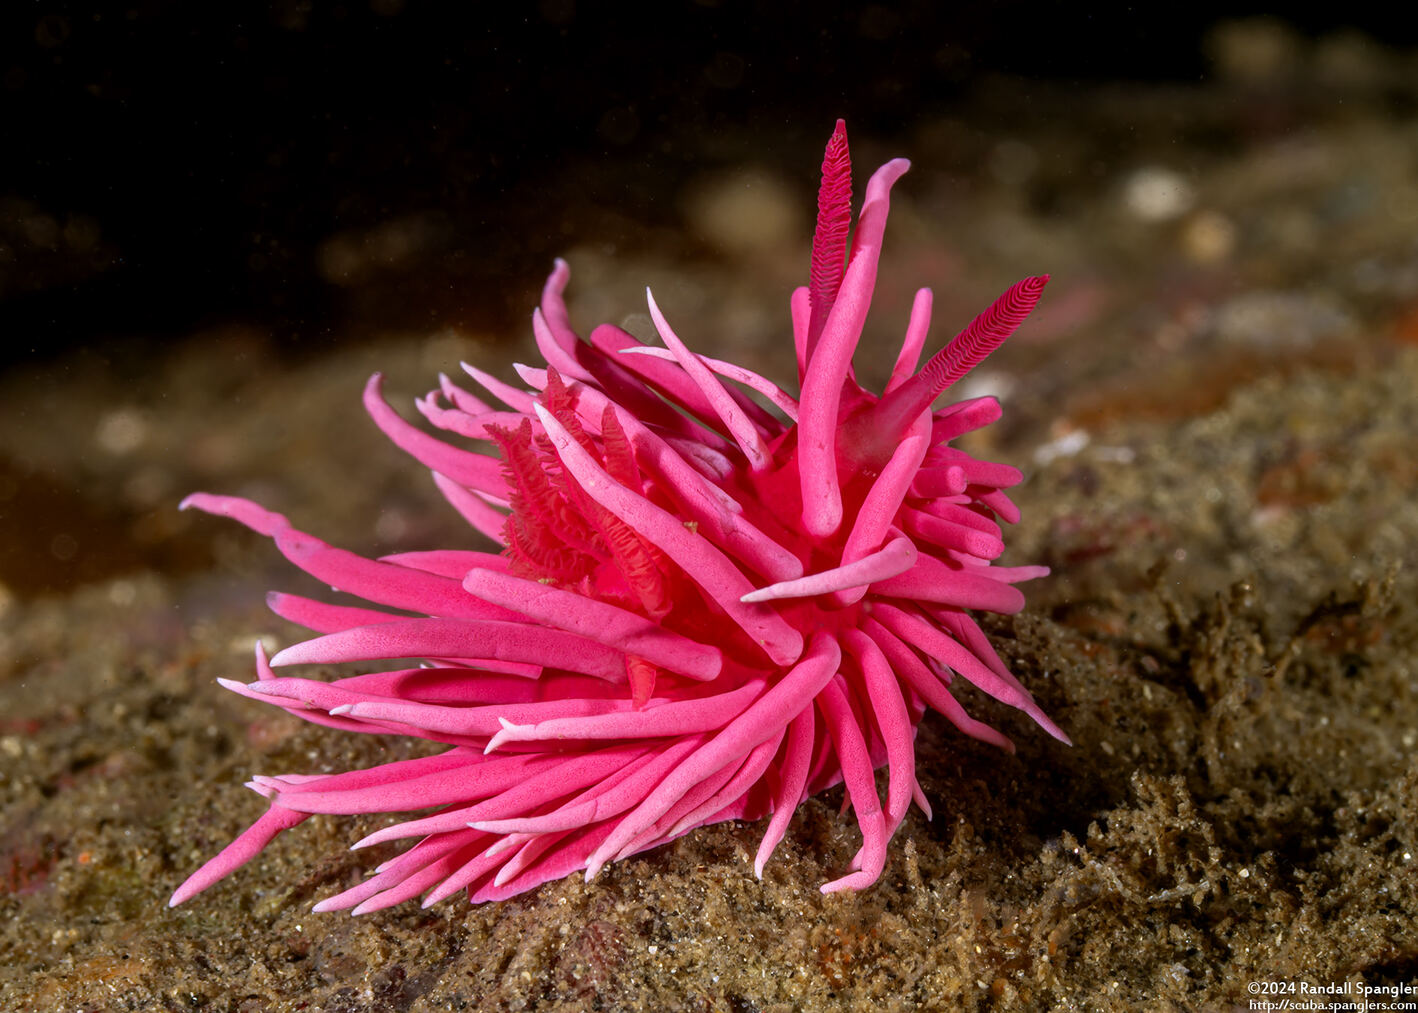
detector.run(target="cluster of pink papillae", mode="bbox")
[169,121,1067,915]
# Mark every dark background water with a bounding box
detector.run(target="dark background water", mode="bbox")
[6,2,1414,365]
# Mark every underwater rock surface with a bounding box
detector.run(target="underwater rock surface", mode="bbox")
[6,59,1418,1010]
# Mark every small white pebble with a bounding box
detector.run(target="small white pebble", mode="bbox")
[1033,429,1089,466]
[108,579,137,607]
[954,369,1015,403]
[96,408,149,455]
[1124,167,1194,222]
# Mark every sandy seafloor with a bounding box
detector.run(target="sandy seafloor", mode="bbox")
[5,49,1418,1013]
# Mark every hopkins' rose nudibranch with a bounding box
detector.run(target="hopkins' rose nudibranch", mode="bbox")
[170,121,1068,915]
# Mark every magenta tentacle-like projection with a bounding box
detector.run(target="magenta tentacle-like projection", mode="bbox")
[170,120,1065,914]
